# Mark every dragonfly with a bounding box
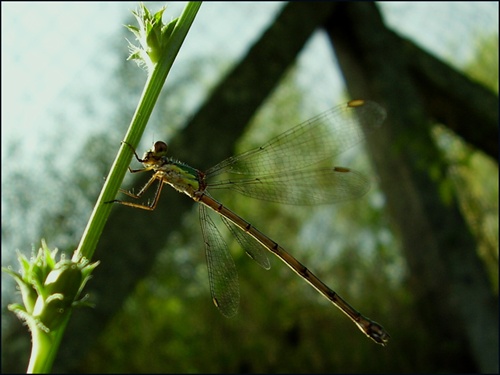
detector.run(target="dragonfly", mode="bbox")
[111,99,390,346]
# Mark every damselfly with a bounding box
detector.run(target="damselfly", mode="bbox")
[111,99,390,345]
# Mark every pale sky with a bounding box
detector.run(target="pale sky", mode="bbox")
[2,2,497,170]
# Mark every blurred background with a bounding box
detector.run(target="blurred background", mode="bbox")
[2,2,498,373]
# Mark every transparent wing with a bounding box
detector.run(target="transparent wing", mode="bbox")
[205,100,385,205]
[220,215,271,270]
[212,167,370,205]
[206,100,385,178]
[199,204,239,317]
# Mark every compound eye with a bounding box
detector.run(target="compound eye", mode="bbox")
[153,141,168,154]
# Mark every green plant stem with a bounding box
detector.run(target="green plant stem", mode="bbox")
[74,1,202,263]
[22,3,201,373]
[27,314,71,373]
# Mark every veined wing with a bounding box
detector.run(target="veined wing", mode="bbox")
[199,204,239,317]
[220,215,271,270]
[206,100,385,180]
[208,166,370,205]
